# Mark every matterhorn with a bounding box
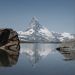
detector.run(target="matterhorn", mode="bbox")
[18,17,75,43]
[18,17,53,42]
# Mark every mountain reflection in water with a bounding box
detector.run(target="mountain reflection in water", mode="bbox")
[0,43,75,75]
[20,43,58,65]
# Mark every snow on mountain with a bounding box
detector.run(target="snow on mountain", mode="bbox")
[59,32,74,42]
[17,17,75,43]
[61,32,74,39]
[18,29,34,36]
[18,17,54,42]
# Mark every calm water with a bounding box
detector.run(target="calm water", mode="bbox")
[0,43,75,75]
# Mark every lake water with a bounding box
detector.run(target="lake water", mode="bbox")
[0,43,75,75]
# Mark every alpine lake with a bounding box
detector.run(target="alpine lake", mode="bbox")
[0,43,75,75]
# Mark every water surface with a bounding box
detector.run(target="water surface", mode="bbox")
[0,43,75,75]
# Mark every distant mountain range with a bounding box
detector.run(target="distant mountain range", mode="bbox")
[17,17,75,43]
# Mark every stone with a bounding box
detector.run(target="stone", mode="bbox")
[0,28,20,67]
[56,41,75,61]
[0,28,20,55]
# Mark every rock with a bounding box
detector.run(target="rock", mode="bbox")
[56,41,75,61]
[0,29,10,46]
[56,48,75,61]
[0,28,20,55]
[0,28,20,67]
[56,47,69,51]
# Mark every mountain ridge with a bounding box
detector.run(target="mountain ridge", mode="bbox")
[18,17,75,43]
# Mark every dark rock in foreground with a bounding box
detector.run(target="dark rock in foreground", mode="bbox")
[0,28,20,55]
[0,28,20,67]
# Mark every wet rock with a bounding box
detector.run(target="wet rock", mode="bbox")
[56,41,75,61]
[56,47,69,51]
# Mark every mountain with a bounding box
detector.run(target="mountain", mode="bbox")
[59,32,74,42]
[18,17,54,43]
[18,17,75,43]
[51,32,75,42]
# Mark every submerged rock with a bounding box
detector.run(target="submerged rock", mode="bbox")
[56,41,75,61]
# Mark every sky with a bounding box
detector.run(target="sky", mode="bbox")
[0,0,75,33]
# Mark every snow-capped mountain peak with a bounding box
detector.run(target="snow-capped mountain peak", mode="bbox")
[18,17,53,42]
[18,17,75,43]
[28,16,41,30]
